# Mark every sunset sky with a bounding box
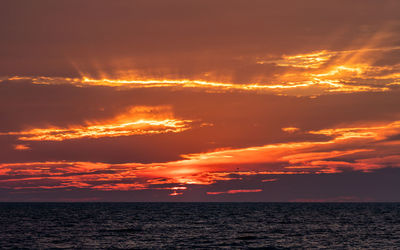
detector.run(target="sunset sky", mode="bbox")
[1,0,400,201]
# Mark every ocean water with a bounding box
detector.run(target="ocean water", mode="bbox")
[0,203,399,249]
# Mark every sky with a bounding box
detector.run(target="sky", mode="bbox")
[1,0,400,201]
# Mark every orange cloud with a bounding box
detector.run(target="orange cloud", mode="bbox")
[70,45,400,95]
[5,44,400,98]
[282,127,300,133]
[1,106,192,141]
[259,50,334,69]
[207,189,263,195]
[262,178,278,182]
[157,119,400,175]
[2,120,400,192]
[309,121,400,141]
[13,144,30,151]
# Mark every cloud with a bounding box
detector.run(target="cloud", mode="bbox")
[4,45,400,97]
[13,144,30,151]
[2,1,400,96]
[282,127,300,133]
[1,119,400,197]
[2,167,400,202]
[0,106,193,141]
[1,80,400,166]
[207,189,263,195]
[1,0,400,201]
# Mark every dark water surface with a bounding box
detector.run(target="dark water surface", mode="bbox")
[0,203,399,249]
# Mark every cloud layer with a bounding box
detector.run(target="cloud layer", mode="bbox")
[1,0,400,201]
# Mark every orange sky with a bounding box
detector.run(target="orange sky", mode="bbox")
[1,0,400,201]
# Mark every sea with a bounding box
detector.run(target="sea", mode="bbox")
[0,203,399,249]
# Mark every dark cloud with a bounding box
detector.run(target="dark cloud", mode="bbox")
[1,167,399,202]
[1,0,400,80]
